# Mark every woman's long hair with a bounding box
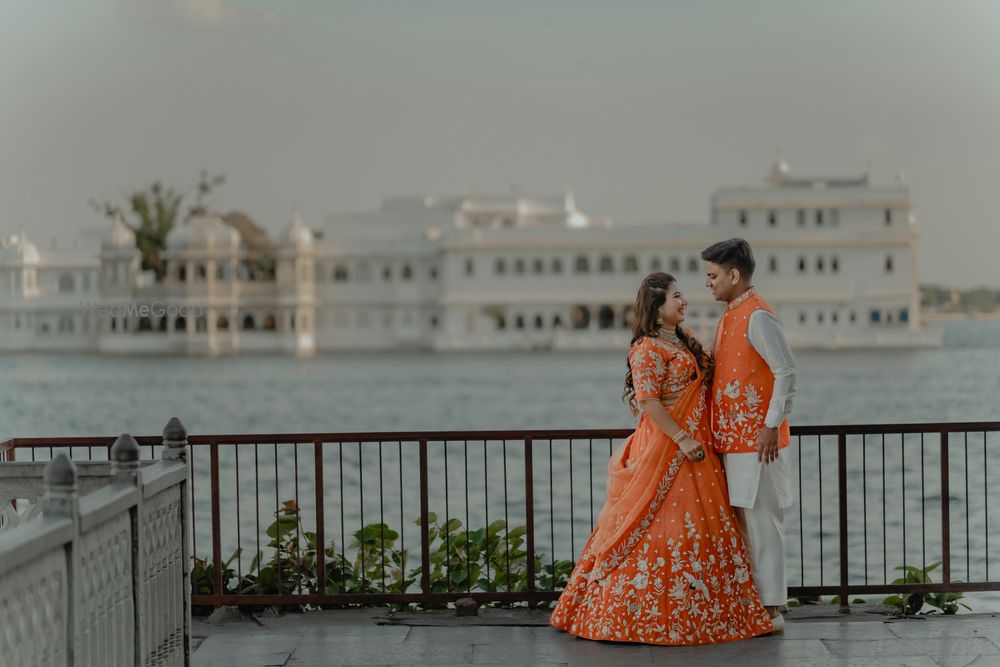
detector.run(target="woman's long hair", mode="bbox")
[622,272,714,415]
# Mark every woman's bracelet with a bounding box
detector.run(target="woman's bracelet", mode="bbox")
[673,428,690,442]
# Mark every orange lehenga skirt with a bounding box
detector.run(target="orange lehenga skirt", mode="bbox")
[549,378,773,645]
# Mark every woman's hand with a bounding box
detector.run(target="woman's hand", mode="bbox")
[676,434,707,462]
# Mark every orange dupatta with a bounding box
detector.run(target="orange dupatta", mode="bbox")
[586,371,708,580]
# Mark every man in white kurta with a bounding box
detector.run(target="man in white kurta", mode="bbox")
[724,309,796,612]
[701,237,797,629]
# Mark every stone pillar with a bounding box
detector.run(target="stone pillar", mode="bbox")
[40,453,78,518]
[162,417,188,463]
[111,433,141,484]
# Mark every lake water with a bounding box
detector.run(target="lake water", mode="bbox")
[2,320,999,610]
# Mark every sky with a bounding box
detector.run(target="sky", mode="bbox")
[1,0,998,287]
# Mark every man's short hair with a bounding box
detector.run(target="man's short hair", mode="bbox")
[701,238,756,279]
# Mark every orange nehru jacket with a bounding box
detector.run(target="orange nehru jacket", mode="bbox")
[711,291,791,454]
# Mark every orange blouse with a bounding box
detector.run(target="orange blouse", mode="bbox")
[630,335,699,402]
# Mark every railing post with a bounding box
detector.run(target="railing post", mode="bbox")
[209,441,223,602]
[837,433,850,613]
[111,433,143,667]
[314,441,326,598]
[163,416,192,666]
[418,440,431,604]
[41,452,79,666]
[940,431,951,585]
[524,438,536,605]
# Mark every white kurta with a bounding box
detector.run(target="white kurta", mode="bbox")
[721,305,797,607]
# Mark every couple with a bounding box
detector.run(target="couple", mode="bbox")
[550,238,797,645]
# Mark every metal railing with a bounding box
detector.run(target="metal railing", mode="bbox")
[2,420,997,611]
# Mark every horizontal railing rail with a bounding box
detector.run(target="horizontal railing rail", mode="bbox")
[3,421,998,612]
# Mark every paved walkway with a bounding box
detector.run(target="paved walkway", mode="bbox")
[192,605,1000,667]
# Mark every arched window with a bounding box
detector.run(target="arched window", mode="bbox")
[242,315,255,331]
[649,257,662,272]
[496,314,506,331]
[534,314,544,329]
[174,315,187,332]
[832,256,840,273]
[816,256,825,273]
[333,266,349,282]
[58,273,74,292]
[623,255,638,273]
[58,315,74,332]
[575,256,590,274]
[514,259,525,274]
[495,259,506,275]
[138,316,152,331]
[263,314,277,331]
[552,314,563,328]
[217,316,229,331]
[769,256,778,273]
[669,257,681,273]
[178,265,187,282]
[884,255,894,273]
[515,315,525,330]
[533,258,544,274]
[572,305,590,330]
[687,257,699,273]
[598,305,615,329]
[217,264,228,281]
[551,258,563,274]
[401,264,413,281]
[157,316,168,332]
[798,257,806,273]
[196,316,207,332]
[598,255,614,273]
[197,264,207,280]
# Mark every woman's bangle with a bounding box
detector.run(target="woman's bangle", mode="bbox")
[673,428,690,442]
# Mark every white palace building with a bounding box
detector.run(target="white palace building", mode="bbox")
[0,159,941,355]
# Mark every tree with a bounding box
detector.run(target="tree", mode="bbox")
[90,170,226,281]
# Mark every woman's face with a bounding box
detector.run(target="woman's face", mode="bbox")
[657,283,688,327]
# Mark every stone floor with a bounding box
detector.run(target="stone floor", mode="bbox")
[191,604,1000,667]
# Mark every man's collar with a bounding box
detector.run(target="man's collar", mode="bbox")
[727,286,755,311]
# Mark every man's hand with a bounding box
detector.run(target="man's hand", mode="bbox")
[756,426,780,464]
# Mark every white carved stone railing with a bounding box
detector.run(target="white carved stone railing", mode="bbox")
[0,419,191,667]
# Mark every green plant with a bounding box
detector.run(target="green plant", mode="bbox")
[191,502,580,613]
[881,561,971,616]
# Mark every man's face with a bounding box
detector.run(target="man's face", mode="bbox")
[704,261,740,303]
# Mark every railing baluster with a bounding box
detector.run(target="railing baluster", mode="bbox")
[315,441,326,598]
[965,431,971,579]
[274,442,281,595]
[236,445,243,592]
[921,433,926,574]
[819,435,824,586]
[863,434,868,584]
[378,440,386,592]
[210,442,222,600]
[941,431,951,585]
[418,439,430,601]
[525,438,536,602]
[837,433,849,613]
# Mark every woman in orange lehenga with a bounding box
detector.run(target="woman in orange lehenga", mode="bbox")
[550,272,774,645]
